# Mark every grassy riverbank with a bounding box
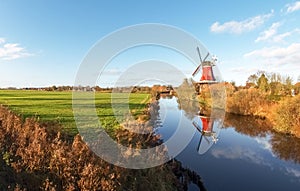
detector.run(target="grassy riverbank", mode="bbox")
[0,89,205,190]
[0,90,150,135]
[0,102,181,190]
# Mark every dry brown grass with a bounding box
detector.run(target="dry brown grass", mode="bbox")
[0,104,180,190]
[0,103,206,190]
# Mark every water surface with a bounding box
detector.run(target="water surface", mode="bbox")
[156,97,300,191]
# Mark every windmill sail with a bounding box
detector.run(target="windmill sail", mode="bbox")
[203,52,210,62]
[197,47,203,63]
[192,64,202,76]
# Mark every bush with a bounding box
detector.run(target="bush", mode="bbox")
[226,88,273,118]
[274,95,300,136]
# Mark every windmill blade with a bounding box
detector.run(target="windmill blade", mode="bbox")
[192,64,202,76]
[203,52,210,62]
[196,47,203,63]
[192,121,202,133]
[204,136,210,144]
[197,134,203,151]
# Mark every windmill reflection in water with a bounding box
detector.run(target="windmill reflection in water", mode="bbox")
[191,46,223,154]
[192,115,222,154]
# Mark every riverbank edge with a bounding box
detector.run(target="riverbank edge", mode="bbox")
[199,98,300,139]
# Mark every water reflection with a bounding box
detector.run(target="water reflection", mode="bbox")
[174,98,225,155]
[271,133,300,164]
[224,114,271,137]
[175,92,225,155]
[224,114,300,164]
[156,97,300,190]
[177,99,199,120]
[192,115,222,154]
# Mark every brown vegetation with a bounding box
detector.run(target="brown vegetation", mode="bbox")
[273,95,300,137]
[0,105,180,190]
[226,88,275,119]
[226,71,300,137]
[0,102,206,190]
[0,105,121,190]
[223,114,272,137]
[227,89,300,137]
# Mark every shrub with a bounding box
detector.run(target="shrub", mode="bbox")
[274,95,300,136]
[226,88,273,118]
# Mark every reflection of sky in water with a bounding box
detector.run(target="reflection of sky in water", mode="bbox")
[156,98,300,191]
[215,129,300,180]
[254,135,274,155]
[208,128,300,189]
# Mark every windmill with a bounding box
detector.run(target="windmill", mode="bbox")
[192,47,217,85]
[192,115,219,155]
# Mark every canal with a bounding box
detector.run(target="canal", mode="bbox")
[155,97,300,191]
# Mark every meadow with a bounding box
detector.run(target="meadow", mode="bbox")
[0,90,150,135]
[0,90,183,190]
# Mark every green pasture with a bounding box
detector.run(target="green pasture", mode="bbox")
[0,90,150,135]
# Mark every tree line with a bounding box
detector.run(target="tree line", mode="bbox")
[245,71,300,96]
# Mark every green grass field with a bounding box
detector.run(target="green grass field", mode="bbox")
[0,90,150,135]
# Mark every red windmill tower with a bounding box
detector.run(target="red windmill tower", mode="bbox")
[192,47,218,93]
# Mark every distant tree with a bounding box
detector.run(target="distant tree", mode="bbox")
[131,86,138,93]
[256,70,267,77]
[283,76,293,95]
[247,74,258,85]
[257,73,269,92]
[230,81,236,87]
[176,78,195,100]
[269,82,282,95]
[51,85,57,91]
[294,82,300,94]
[7,87,17,90]
[270,73,282,83]
[245,82,256,89]
[269,73,283,95]
[94,86,101,91]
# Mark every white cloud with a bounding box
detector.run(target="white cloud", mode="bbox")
[273,28,300,43]
[243,43,300,80]
[244,43,300,62]
[0,38,33,60]
[222,41,300,84]
[285,1,300,13]
[285,167,300,178]
[255,22,281,43]
[0,38,5,44]
[254,136,275,156]
[211,146,270,166]
[210,10,274,34]
[255,22,300,43]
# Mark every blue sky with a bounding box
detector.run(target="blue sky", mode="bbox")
[0,0,300,87]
